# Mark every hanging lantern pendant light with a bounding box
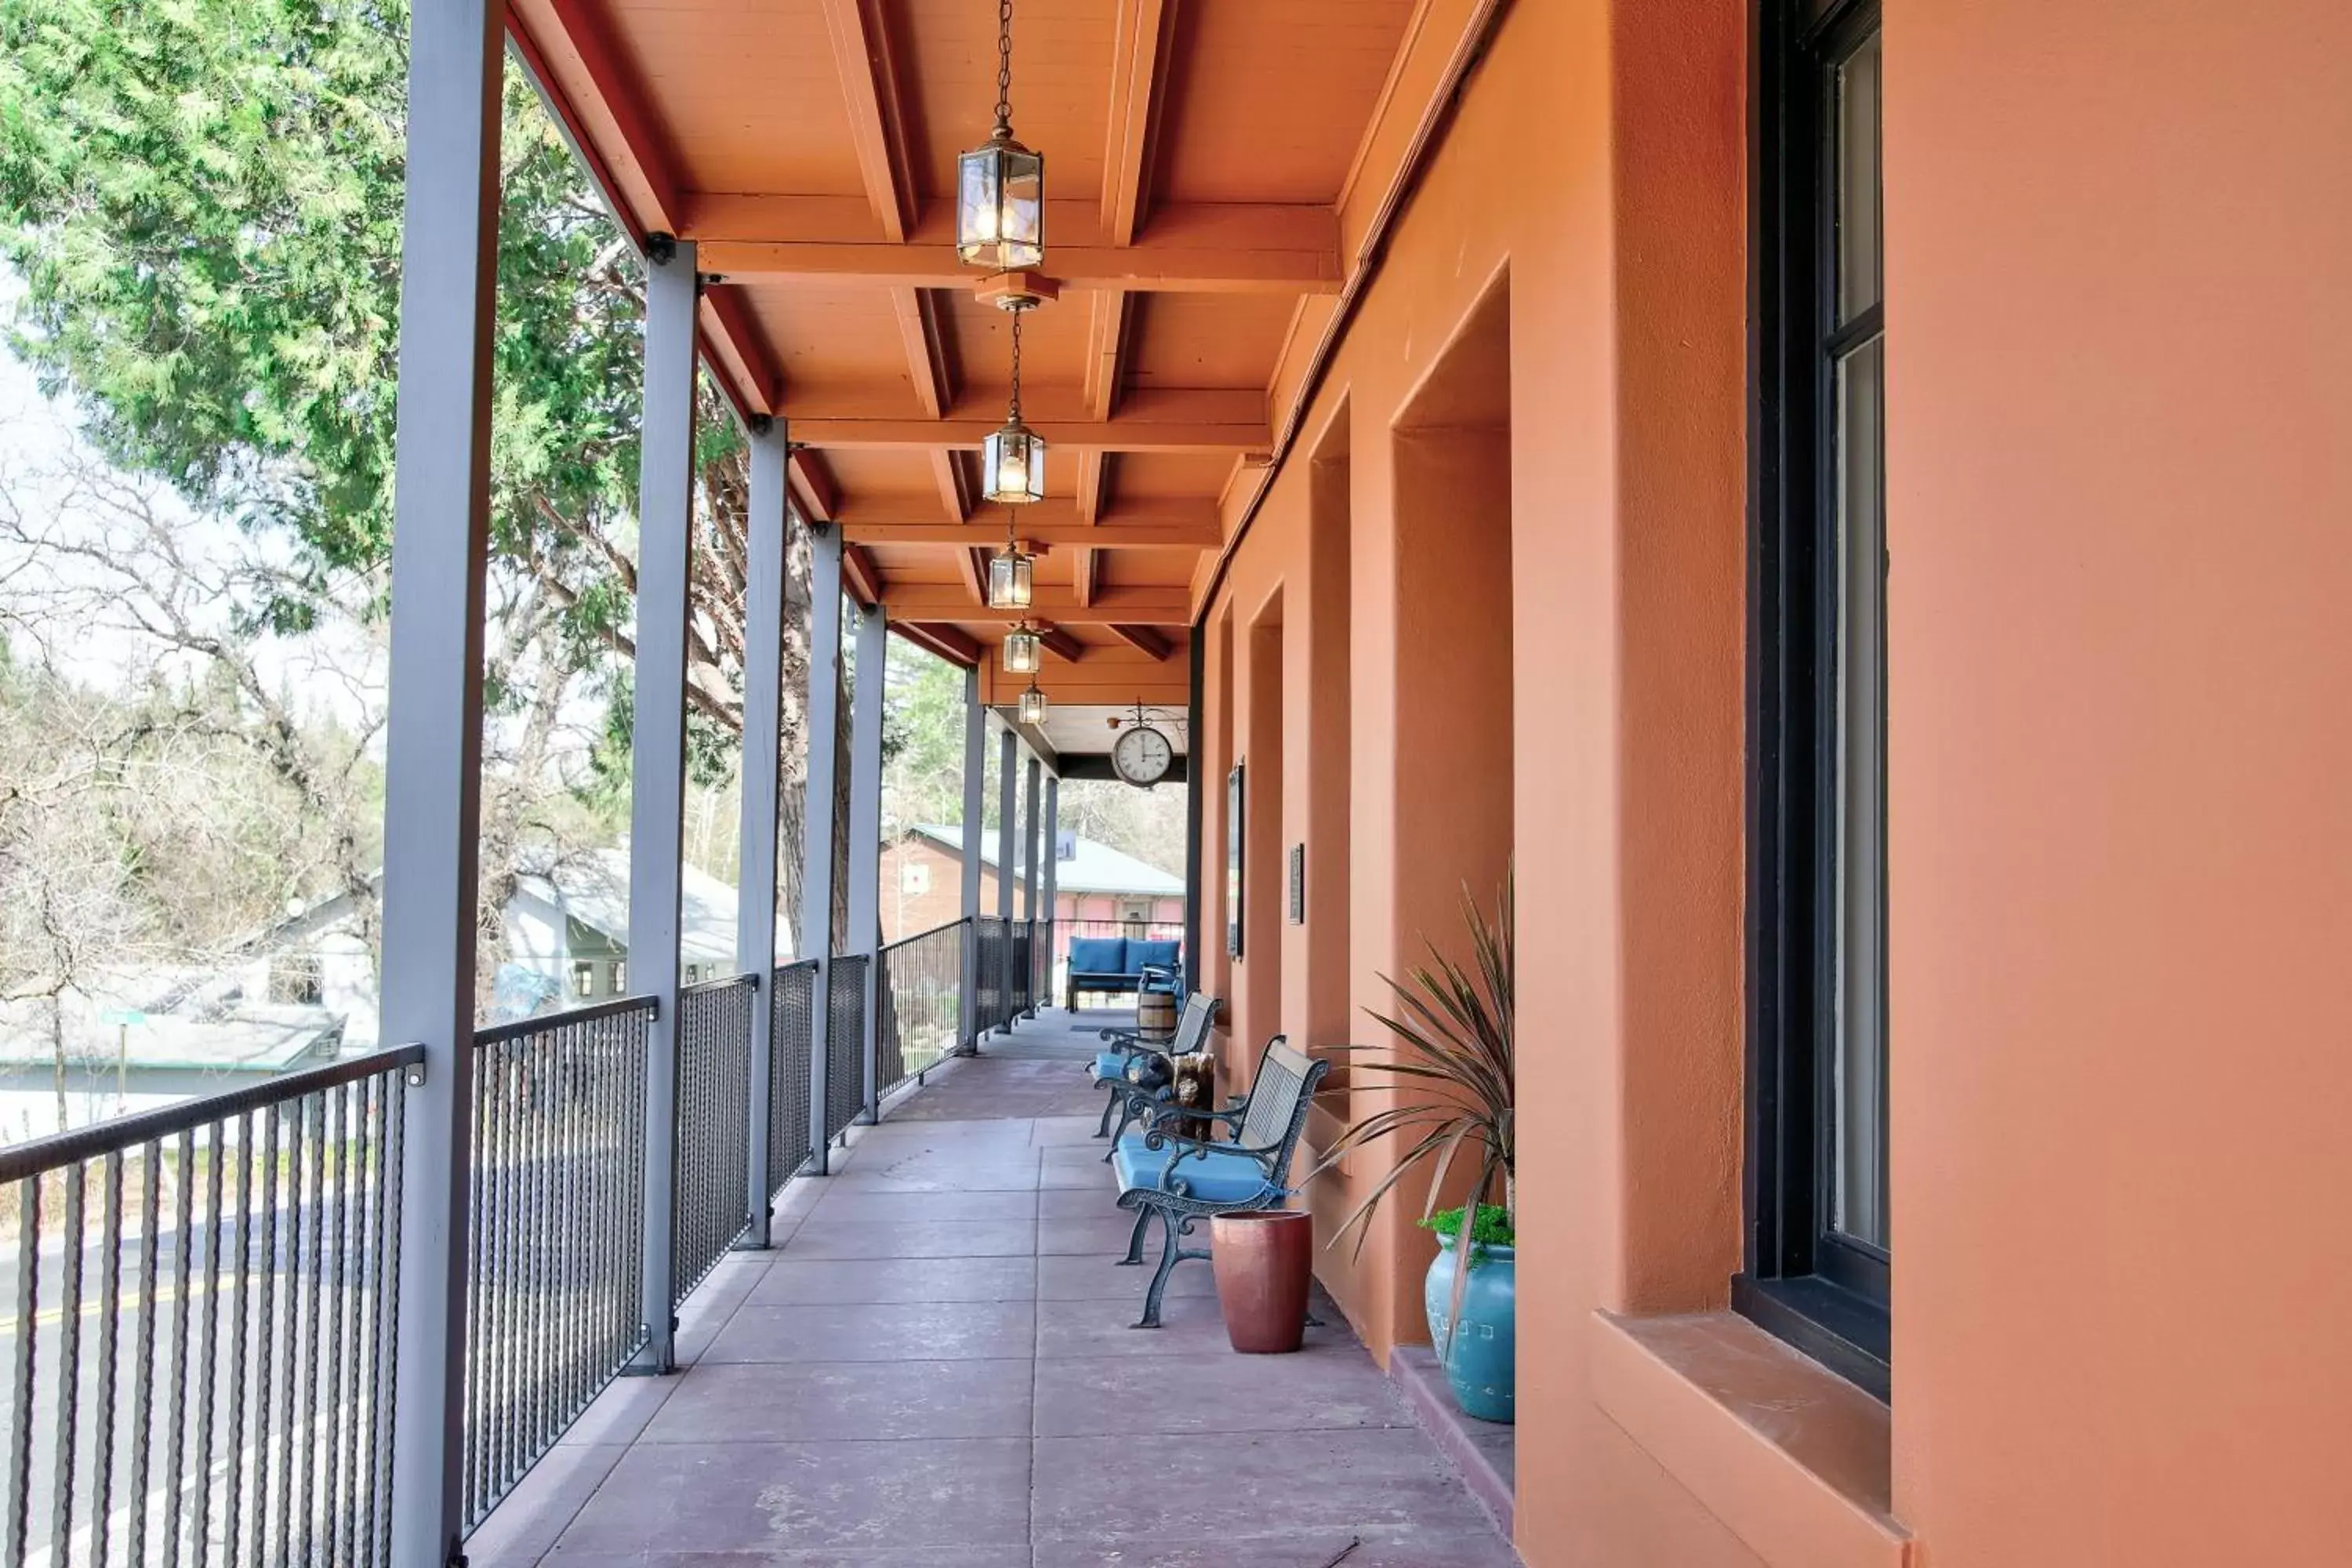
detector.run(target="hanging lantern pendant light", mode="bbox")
[983,306,1046,510]
[1018,681,1051,726]
[958,0,1044,274]
[1003,620,1042,674]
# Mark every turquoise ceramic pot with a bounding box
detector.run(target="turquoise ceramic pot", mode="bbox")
[1424,1235,1515,1424]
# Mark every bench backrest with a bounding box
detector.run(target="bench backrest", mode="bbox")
[1167,992,1216,1055]
[1235,1037,1327,1165]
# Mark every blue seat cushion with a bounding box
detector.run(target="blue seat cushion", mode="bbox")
[1112,1135,1273,1204]
[1127,939,1180,976]
[1068,936,1127,975]
[1092,1051,1127,1080]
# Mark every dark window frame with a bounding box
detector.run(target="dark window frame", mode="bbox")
[1737,0,1891,1402]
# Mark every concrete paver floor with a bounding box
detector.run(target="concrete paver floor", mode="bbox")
[468,1009,1520,1567]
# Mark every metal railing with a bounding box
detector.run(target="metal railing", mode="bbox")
[1007,920,1035,1016]
[876,921,965,1098]
[0,1043,420,1568]
[672,975,756,1308]
[463,996,651,1534]
[1031,917,1055,1013]
[767,961,818,1201]
[0,917,1044,1559]
[971,917,1010,1036]
[822,955,869,1143]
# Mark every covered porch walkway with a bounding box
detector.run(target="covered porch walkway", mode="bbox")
[466,1013,1516,1567]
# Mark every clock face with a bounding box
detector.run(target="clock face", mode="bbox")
[1112,724,1174,787]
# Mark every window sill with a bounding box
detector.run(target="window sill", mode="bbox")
[1589,1310,1913,1568]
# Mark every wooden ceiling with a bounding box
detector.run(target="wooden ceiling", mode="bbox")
[506,0,1472,738]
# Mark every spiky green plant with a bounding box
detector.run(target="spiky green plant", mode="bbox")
[1314,866,1513,1363]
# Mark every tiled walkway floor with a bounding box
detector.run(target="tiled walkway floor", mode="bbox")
[470,1011,1519,1567]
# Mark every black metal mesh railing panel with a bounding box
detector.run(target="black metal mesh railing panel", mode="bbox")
[0,1044,419,1568]
[673,976,755,1308]
[877,920,965,1096]
[1008,920,1034,1015]
[463,997,651,1534]
[1031,918,1054,1011]
[823,956,869,1144]
[973,917,1008,1036]
[768,961,818,1198]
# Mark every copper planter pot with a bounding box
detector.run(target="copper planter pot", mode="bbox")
[1210,1210,1313,1353]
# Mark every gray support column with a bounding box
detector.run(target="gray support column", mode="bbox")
[1023,756,1043,921]
[958,673,985,1050]
[737,418,789,1247]
[799,525,846,1174]
[629,236,700,1376]
[996,731,1019,922]
[1040,775,1060,1010]
[1022,754,1042,1016]
[384,2,501,1562]
[844,602,887,1120]
[996,730,1018,1032]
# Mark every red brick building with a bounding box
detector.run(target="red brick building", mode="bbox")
[879,824,1183,952]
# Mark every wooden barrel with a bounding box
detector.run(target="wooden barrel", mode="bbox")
[1136,988,1178,1044]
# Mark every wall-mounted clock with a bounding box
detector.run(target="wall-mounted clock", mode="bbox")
[1112,722,1174,788]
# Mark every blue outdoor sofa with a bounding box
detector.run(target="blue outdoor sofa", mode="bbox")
[1064,935,1181,1010]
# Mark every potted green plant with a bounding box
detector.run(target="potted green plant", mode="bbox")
[1316,867,1515,1423]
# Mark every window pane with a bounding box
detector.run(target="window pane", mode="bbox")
[1836,33,1882,324]
[1832,332,1888,1249]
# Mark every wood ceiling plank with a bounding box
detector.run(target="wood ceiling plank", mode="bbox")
[841,542,885,607]
[1103,0,1173,245]
[789,417,1264,456]
[843,522,1216,549]
[683,195,1338,252]
[815,0,915,241]
[789,452,842,523]
[1107,624,1175,660]
[979,662,1189,708]
[892,622,983,667]
[855,495,1213,530]
[698,239,1338,293]
[883,586,1189,624]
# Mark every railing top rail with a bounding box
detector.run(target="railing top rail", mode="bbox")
[474,992,659,1047]
[681,971,760,998]
[879,916,971,956]
[775,956,819,976]
[0,1041,428,1185]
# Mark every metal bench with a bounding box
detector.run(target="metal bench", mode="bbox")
[1090,990,1217,1143]
[1110,1035,1328,1328]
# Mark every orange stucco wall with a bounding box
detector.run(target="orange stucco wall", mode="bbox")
[1190,1,2350,1564]
[1885,3,2352,1562]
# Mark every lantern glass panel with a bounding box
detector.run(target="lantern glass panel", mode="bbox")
[983,424,1045,506]
[1018,686,1050,726]
[986,550,1033,610]
[1004,627,1041,674]
[957,141,1044,271]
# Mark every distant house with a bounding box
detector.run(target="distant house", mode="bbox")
[0,847,742,1143]
[880,824,1183,945]
[0,984,345,1145]
[266,846,743,1049]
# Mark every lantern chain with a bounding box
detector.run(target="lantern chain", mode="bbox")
[1008,309,1025,421]
[994,0,1015,137]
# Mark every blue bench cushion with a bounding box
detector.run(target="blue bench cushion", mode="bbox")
[1127,939,1180,982]
[1068,935,1127,975]
[1112,1134,1275,1204]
